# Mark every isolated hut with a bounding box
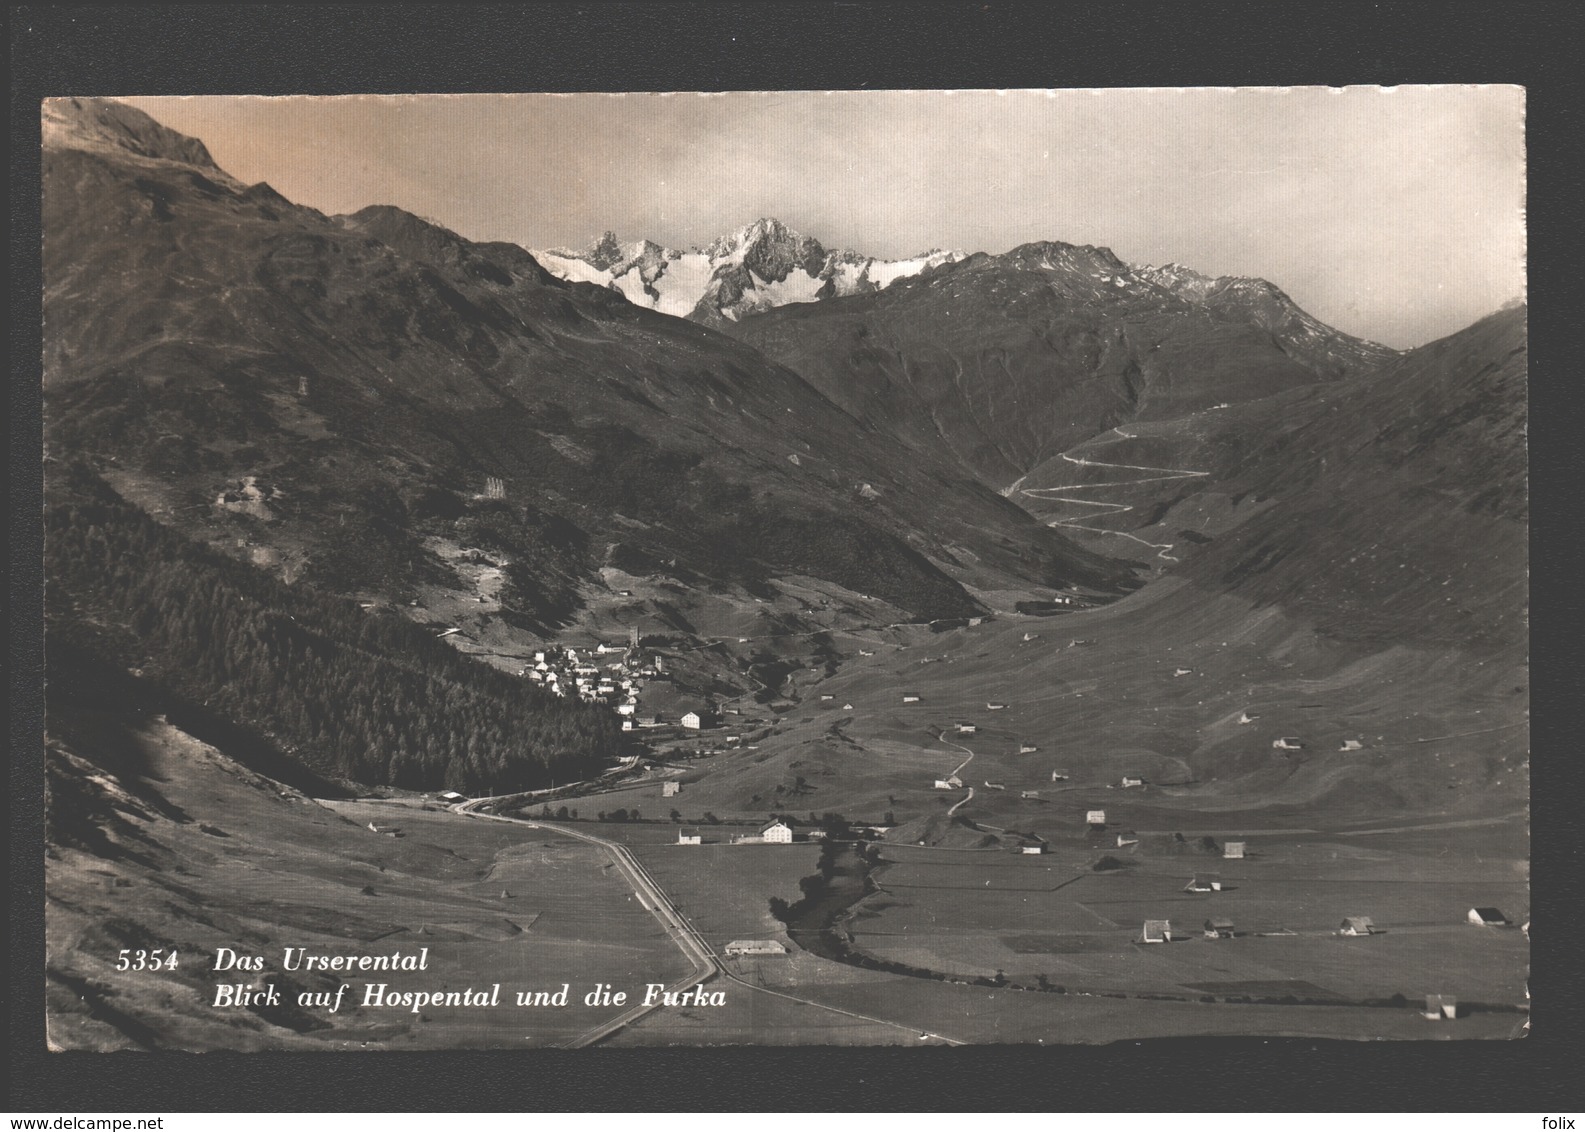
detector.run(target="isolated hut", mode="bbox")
[1183,872,1223,893]
[902,694,921,704]
[1223,841,1247,859]
[1086,809,1107,831]
[1116,830,1140,848]
[1467,907,1510,926]
[1139,920,1173,944]
[1020,744,1039,753]
[1339,916,1376,936]
[987,702,1008,710]
[677,829,703,845]
[1340,738,1364,751]
[1120,776,1144,788]
[1273,737,1303,751]
[1423,995,1458,1020]
[1203,918,1236,940]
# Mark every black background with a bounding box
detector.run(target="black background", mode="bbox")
[10,1,1583,1113]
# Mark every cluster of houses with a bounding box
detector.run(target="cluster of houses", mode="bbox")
[522,638,730,733]
[522,639,663,714]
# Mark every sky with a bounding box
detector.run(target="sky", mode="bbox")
[123,88,1525,349]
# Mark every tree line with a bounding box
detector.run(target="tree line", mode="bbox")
[44,472,629,793]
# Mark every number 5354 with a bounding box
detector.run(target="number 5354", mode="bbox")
[116,948,178,971]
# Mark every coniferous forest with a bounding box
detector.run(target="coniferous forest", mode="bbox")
[45,467,628,794]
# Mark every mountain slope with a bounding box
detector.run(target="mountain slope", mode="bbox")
[728,241,1398,493]
[43,98,1132,649]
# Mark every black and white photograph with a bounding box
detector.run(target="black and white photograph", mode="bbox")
[37,84,1529,1054]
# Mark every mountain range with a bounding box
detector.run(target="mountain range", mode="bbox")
[532,217,963,326]
[38,95,1526,833]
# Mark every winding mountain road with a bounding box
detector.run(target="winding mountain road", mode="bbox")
[1016,428,1210,562]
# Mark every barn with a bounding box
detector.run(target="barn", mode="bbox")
[1203,918,1236,939]
[1339,916,1376,936]
[1223,841,1247,859]
[1423,994,1459,1020]
[1467,907,1510,926]
[1116,830,1140,847]
[1183,873,1222,893]
[1139,920,1172,944]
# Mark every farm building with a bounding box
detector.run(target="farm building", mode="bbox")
[1120,776,1144,788]
[759,819,794,844]
[1023,632,1040,642]
[725,940,787,957]
[843,703,853,710]
[1423,995,1459,1020]
[1183,873,1222,893]
[1020,790,1040,799]
[1239,711,1259,724]
[820,694,834,701]
[1020,845,1046,855]
[957,724,977,734]
[1223,841,1247,859]
[1467,907,1510,926]
[677,830,702,845]
[1086,809,1107,830]
[1051,770,1069,782]
[1203,918,1236,939]
[902,694,921,703]
[662,781,680,797]
[1139,920,1173,944]
[1116,830,1140,847]
[1273,737,1303,751]
[987,702,1008,710]
[1174,668,1192,677]
[1340,738,1364,751]
[1020,744,1039,753]
[1339,916,1376,936]
[437,791,466,802]
[934,774,964,790]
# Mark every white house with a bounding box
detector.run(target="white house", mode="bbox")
[677,829,702,845]
[662,781,680,797]
[617,702,636,716]
[902,694,921,703]
[1086,809,1107,829]
[1223,841,1247,859]
[759,819,794,844]
[680,711,703,730]
[934,779,954,790]
[1020,845,1046,855]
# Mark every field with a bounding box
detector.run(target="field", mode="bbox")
[45,720,690,1050]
